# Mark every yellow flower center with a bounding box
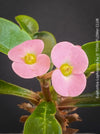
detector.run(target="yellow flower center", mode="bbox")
[60,63,73,76]
[24,53,36,65]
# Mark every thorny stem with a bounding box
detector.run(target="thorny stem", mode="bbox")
[40,79,52,101]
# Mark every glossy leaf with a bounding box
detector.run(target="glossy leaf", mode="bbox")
[33,31,56,57]
[24,101,62,134]
[0,80,40,104]
[82,41,100,76]
[15,15,39,37]
[0,17,32,55]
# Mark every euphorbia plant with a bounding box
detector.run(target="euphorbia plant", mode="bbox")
[0,15,100,134]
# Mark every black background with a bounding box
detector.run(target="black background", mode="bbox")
[0,0,100,133]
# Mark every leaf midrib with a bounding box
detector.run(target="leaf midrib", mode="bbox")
[43,103,47,134]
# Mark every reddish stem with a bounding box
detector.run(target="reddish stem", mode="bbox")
[40,79,51,101]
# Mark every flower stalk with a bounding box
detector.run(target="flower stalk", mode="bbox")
[40,79,51,101]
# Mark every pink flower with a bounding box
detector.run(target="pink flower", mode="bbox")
[51,42,88,97]
[8,39,50,78]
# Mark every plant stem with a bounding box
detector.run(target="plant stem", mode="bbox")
[40,79,51,101]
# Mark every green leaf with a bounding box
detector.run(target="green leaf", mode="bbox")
[15,15,39,37]
[33,31,56,57]
[0,80,40,104]
[82,41,100,76]
[61,90,100,107]
[74,90,100,107]
[24,101,62,134]
[0,17,32,54]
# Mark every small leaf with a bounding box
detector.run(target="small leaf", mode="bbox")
[33,31,56,57]
[24,101,62,134]
[15,15,39,37]
[0,80,40,104]
[82,41,100,75]
[0,17,32,54]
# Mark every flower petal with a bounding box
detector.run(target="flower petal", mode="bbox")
[70,46,88,74]
[52,69,86,97]
[51,42,88,73]
[12,54,50,79]
[51,41,74,68]
[12,62,37,78]
[33,54,50,76]
[8,39,44,62]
